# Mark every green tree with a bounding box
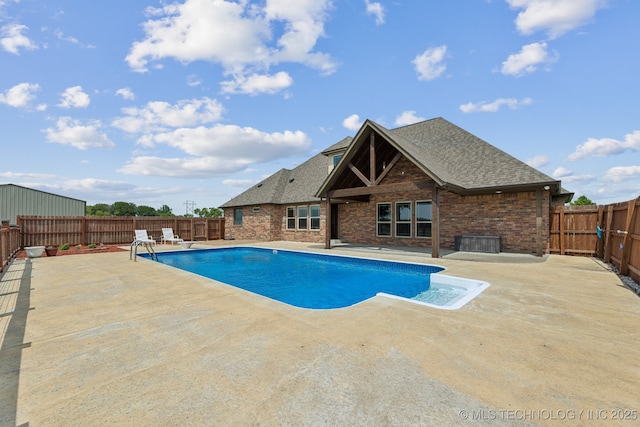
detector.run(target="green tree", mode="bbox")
[158,204,174,217]
[194,207,223,218]
[86,203,111,216]
[111,201,138,216]
[570,195,595,206]
[137,205,158,216]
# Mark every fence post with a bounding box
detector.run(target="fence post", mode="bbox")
[596,205,604,258]
[603,205,614,262]
[559,207,565,255]
[620,199,638,275]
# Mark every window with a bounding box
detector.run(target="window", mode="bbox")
[396,202,412,237]
[333,154,343,168]
[310,205,320,230]
[297,206,308,229]
[416,201,432,238]
[377,203,391,236]
[286,207,295,230]
[233,208,243,226]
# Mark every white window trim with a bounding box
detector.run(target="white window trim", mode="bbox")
[309,204,321,231]
[376,202,392,237]
[395,201,412,238]
[286,206,296,230]
[415,200,433,239]
[297,205,308,230]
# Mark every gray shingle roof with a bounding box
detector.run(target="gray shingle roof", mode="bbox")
[220,153,329,208]
[387,118,556,190]
[222,117,564,208]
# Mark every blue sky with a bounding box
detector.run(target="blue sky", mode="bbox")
[1,0,638,214]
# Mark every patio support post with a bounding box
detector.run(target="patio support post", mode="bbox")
[325,197,332,249]
[432,184,440,258]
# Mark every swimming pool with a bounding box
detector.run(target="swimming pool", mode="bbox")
[141,246,489,310]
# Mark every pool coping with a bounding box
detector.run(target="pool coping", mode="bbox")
[143,245,491,310]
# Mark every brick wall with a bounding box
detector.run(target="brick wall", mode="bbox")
[439,191,548,254]
[223,205,282,241]
[224,203,326,244]
[224,157,552,254]
[280,203,325,244]
[334,157,550,254]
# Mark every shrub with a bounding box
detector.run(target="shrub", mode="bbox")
[59,244,70,250]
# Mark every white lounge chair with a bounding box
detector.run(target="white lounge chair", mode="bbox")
[161,228,183,245]
[134,229,156,246]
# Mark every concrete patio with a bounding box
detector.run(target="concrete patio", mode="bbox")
[1,241,639,426]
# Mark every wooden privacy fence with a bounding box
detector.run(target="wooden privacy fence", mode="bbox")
[550,196,640,285]
[1,220,21,272]
[17,216,225,247]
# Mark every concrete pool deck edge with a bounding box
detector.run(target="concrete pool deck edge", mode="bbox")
[1,240,639,426]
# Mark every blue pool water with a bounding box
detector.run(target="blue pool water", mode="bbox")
[142,246,445,309]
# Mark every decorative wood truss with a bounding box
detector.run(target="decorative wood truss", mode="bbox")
[326,131,431,200]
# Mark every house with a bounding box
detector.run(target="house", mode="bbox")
[0,183,86,226]
[221,118,572,256]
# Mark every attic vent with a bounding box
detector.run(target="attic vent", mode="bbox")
[257,183,263,188]
[288,178,295,183]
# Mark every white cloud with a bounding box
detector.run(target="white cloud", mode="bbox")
[604,166,640,183]
[119,124,311,178]
[0,82,40,108]
[460,97,532,113]
[58,86,90,109]
[115,87,135,100]
[0,23,38,54]
[343,114,363,131]
[560,173,596,184]
[412,45,447,81]
[365,0,385,25]
[506,0,608,39]
[125,0,335,94]
[112,97,224,134]
[221,71,293,95]
[0,171,58,180]
[552,166,573,178]
[44,117,116,150]
[119,156,255,178]
[223,178,256,188]
[526,155,549,168]
[568,130,640,161]
[186,74,202,87]
[53,29,79,45]
[501,42,558,77]
[394,111,425,127]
